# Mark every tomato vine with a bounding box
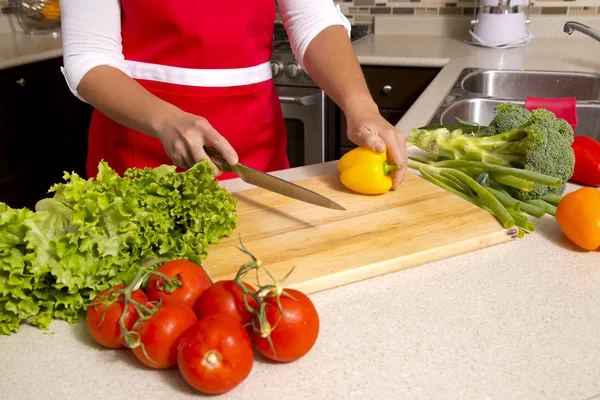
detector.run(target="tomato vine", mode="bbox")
[86,236,317,369]
[87,257,175,362]
[231,239,299,358]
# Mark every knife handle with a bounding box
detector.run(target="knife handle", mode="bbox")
[204,146,233,173]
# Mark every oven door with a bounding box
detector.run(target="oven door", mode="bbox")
[275,86,325,168]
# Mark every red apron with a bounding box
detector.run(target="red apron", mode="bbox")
[86,0,289,181]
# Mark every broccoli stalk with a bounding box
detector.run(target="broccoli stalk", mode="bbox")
[406,102,572,235]
[408,106,575,201]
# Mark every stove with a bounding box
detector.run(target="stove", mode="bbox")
[270,23,373,169]
[270,23,373,88]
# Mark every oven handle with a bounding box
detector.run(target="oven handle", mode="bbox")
[278,94,320,106]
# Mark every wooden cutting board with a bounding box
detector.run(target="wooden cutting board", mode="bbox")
[203,171,517,294]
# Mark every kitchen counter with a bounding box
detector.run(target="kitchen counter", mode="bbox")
[0,31,63,70]
[2,15,600,400]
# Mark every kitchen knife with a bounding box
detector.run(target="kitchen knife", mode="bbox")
[204,147,346,211]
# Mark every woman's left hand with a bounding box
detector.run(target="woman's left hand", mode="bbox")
[345,106,408,189]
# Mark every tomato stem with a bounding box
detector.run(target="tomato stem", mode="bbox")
[202,351,222,369]
[147,270,183,294]
[86,257,168,363]
[231,237,304,360]
[128,299,155,318]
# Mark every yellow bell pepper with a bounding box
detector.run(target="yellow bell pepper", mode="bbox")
[337,146,400,195]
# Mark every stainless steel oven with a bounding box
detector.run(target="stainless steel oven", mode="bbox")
[275,86,325,168]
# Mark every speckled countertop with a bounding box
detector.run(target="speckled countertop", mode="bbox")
[1,15,600,400]
[0,31,62,70]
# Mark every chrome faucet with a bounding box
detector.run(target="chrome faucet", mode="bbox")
[564,21,600,42]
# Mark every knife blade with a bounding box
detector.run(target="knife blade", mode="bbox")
[204,147,346,211]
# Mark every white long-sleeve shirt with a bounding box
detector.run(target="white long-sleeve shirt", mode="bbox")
[60,0,351,100]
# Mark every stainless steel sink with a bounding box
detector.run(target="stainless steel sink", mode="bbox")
[435,98,600,141]
[461,70,600,100]
[426,68,600,140]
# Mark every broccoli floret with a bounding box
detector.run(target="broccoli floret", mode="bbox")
[416,103,532,137]
[506,111,574,200]
[485,103,532,135]
[408,107,575,201]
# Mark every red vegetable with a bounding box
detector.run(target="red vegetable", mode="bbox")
[132,303,197,369]
[177,314,254,395]
[570,136,600,187]
[146,260,212,310]
[195,280,258,327]
[252,288,320,363]
[86,285,150,349]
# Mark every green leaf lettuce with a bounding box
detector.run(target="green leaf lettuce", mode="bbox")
[0,160,237,334]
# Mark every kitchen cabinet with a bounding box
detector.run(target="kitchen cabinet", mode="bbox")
[0,57,93,210]
[338,66,440,157]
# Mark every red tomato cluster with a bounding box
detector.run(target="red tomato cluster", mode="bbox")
[85,259,320,395]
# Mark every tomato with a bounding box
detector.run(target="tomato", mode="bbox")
[146,260,212,309]
[251,289,319,363]
[132,303,197,369]
[195,280,258,327]
[86,284,150,349]
[177,314,254,395]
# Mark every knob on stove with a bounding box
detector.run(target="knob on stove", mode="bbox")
[270,62,283,77]
[285,62,301,78]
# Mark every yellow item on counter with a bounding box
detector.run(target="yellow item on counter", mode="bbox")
[337,146,400,195]
[41,1,61,21]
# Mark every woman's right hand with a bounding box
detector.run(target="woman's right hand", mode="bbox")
[73,64,238,175]
[153,108,239,176]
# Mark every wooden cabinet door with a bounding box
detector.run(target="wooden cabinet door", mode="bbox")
[51,58,94,178]
[0,57,93,210]
[362,66,439,110]
[336,66,439,157]
[0,61,56,209]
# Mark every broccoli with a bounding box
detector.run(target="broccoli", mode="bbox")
[408,104,575,201]
[485,102,532,135]
[505,110,574,200]
[415,102,532,137]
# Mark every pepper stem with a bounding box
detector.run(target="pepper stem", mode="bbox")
[383,160,400,176]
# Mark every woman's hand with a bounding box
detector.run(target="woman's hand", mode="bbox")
[345,105,408,189]
[153,108,239,175]
[74,66,238,176]
[298,25,408,189]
